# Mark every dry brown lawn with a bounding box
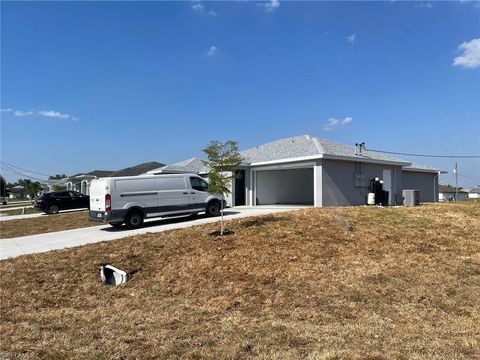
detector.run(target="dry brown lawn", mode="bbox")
[0,211,97,239]
[1,202,479,359]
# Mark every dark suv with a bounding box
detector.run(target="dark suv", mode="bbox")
[35,191,90,214]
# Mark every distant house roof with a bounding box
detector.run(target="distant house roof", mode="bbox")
[64,170,114,181]
[240,135,412,166]
[110,162,165,177]
[86,170,114,178]
[148,158,208,175]
[9,185,26,193]
[438,185,468,194]
[467,187,480,194]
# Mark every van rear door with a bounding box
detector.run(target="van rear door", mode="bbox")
[90,179,108,211]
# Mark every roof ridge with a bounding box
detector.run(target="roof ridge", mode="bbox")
[241,134,312,153]
[310,136,325,155]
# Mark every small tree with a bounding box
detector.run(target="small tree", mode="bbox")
[26,181,42,199]
[49,174,67,180]
[203,140,244,235]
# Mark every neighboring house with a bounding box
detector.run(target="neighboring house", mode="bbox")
[148,135,445,207]
[52,162,166,195]
[438,185,468,201]
[60,170,114,195]
[108,161,165,177]
[466,187,480,199]
[8,185,27,199]
[148,158,208,177]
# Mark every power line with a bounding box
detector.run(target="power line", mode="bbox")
[458,173,480,183]
[0,164,48,182]
[363,147,480,159]
[0,161,51,177]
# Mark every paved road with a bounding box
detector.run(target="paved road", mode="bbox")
[0,206,302,260]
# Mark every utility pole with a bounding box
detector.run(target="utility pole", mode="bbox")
[454,162,459,201]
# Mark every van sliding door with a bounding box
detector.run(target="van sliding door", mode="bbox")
[156,177,189,214]
[115,178,159,216]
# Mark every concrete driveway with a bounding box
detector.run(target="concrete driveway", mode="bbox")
[0,206,304,260]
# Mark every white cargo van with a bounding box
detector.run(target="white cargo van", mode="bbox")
[88,174,224,229]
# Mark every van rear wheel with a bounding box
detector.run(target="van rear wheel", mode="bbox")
[125,211,144,229]
[206,202,221,217]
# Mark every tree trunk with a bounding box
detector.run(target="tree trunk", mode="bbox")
[220,194,224,235]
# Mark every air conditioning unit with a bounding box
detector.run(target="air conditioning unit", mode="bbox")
[403,190,420,206]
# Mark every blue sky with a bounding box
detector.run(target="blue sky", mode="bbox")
[1,0,479,187]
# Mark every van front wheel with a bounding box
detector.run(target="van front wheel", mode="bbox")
[125,211,144,229]
[206,202,221,217]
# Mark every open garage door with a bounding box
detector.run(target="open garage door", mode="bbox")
[255,168,314,206]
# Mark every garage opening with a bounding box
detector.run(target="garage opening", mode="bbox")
[255,168,314,206]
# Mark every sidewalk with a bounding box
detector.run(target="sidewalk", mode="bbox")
[0,209,87,221]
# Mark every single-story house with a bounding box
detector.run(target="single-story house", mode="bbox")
[148,135,445,207]
[438,185,468,201]
[466,187,480,199]
[57,170,114,195]
[149,158,208,177]
[8,185,27,199]
[52,162,165,195]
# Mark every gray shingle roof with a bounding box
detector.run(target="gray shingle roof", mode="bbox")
[153,135,444,174]
[148,157,209,174]
[240,135,411,165]
[109,162,165,177]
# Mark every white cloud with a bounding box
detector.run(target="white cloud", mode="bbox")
[2,108,79,120]
[324,117,353,131]
[414,2,433,8]
[192,1,217,16]
[261,0,280,12]
[14,110,34,117]
[347,33,356,44]
[192,2,204,12]
[453,38,480,69]
[38,110,78,120]
[207,45,218,57]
